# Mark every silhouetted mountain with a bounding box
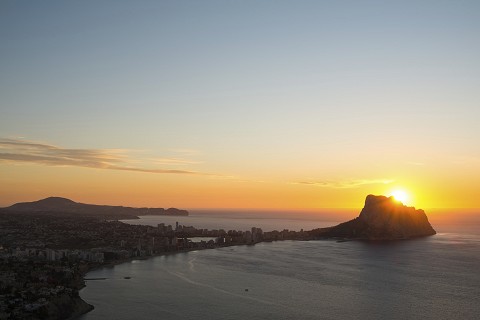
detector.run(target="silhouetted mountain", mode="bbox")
[9,197,77,212]
[312,195,436,240]
[4,197,188,219]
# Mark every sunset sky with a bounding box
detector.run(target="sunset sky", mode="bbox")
[1,1,479,209]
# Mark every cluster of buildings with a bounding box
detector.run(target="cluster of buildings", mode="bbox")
[1,217,312,265]
[0,210,314,319]
[0,253,85,319]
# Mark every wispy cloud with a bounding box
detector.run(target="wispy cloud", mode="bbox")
[0,138,210,175]
[406,161,425,166]
[168,148,200,156]
[152,158,202,166]
[293,178,395,189]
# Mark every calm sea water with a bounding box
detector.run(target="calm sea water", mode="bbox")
[80,211,480,320]
[118,209,351,232]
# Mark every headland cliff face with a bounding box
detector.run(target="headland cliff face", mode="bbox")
[316,195,436,240]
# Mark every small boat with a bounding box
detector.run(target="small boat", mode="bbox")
[124,276,131,279]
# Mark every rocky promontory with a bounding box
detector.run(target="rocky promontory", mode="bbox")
[313,194,436,240]
[5,197,188,219]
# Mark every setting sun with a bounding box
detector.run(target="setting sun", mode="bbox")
[390,189,410,205]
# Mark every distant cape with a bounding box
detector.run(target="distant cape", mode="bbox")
[3,197,188,219]
[312,194,436,240]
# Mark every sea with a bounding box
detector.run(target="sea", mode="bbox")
[79,209,480,320]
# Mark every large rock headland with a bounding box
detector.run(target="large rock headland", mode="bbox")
[313,194,436,240]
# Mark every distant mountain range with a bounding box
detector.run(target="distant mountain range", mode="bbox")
[2,197,188,219]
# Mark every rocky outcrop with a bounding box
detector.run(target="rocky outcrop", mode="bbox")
[314,195,436,240]
[42,294,93,320]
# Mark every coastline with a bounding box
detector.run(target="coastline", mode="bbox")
[66,297,94,320]
[76,246,221,318]
[76,241,275,319]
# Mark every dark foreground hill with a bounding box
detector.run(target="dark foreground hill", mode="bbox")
[312,194,436,240]
[3,197,188,219]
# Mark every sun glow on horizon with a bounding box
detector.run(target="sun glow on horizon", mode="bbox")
[389,189,410,205]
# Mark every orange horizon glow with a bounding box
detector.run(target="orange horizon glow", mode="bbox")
[1,161,479,211]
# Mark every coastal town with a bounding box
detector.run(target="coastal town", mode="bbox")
[0,209,313,319]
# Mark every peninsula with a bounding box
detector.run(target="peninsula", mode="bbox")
[5,197,189,219]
